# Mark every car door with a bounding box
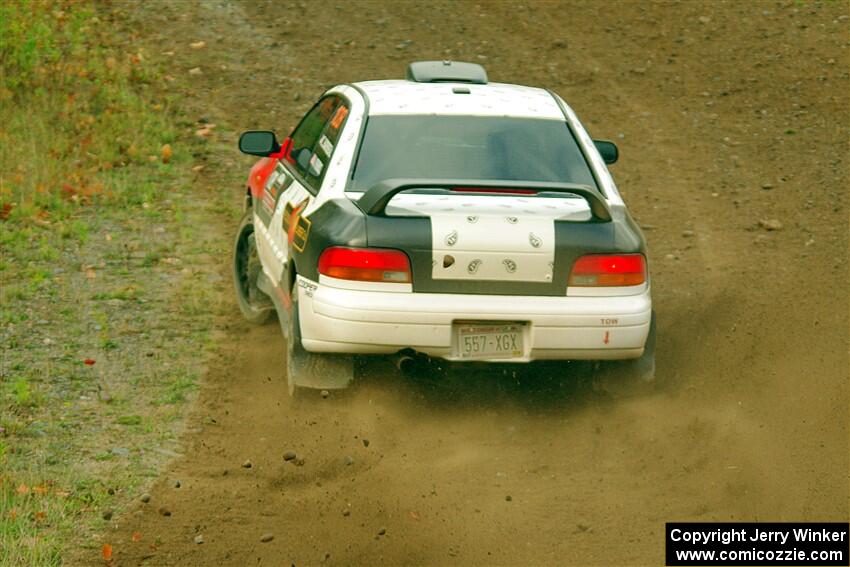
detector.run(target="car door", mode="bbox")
[253,94,350,291]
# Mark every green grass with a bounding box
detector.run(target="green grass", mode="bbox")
[0,1,227,564]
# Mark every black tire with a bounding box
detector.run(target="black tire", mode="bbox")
[232,212,273,325]
[593,311,657,396]
[284,283,353,397]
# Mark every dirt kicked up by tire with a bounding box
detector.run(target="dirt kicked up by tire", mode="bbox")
[96,1,849,566]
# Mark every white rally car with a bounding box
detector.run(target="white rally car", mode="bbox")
[233,61,655,395]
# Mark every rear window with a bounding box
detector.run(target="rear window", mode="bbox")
[349,115,597,191]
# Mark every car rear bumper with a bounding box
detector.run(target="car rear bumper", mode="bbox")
[297,276,651,362]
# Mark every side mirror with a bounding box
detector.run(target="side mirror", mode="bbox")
[239,131,281,157]
[593,140,619,165]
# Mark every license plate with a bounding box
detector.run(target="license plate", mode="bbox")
[454,323,525,360]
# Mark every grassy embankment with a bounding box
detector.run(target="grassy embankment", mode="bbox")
[1,2,230,563]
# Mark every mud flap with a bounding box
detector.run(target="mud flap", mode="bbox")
[287,350,354,391]
[281,280,353,394]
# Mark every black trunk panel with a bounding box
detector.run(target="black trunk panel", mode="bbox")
[365,216,623,296]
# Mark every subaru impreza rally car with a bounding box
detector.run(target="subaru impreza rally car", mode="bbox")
[234,61,655,396]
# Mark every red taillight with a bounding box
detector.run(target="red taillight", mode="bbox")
[318,247,412,283]
[568,254,646,287]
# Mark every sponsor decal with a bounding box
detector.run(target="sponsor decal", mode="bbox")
[298,279,318,298]
[330,105,349,129]
[528,232,542,248]
[466,215,478,224]
[318,134,334,156]
[467,259,482,274]
[502,259,517,273]
[308,153,324,176]
[261,188,277,218]
[445,229,458,247]
[282,197,311,253]
[292,215,311,252]
[282,201,294,232]
[505,216,518,224]
[257,170,293,226]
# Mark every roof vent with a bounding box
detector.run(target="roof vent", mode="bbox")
[406,60,488,84]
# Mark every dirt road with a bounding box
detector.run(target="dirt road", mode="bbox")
[97,1,848,565]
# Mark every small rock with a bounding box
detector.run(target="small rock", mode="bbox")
[505,495,513,502]
[194,534,204,545]
[760,182,774,190]
[283,451,297,461]
[188,67,203,76]
[362,439,370,448]
[394,39,413,50]
[242,459,253,468]
[681,230,695,238]
[102,510,113,520]
[321,390,329,399]
[759,219,783,231]
[698,15,711,24]
[378,527,387,536]
[260,533,274,543]
[190,41,206,49]
[343,455,354,466]
[294,458,306,467]
[173,480,181,488]
[342,509,351,517]
[140,493,151,503]
[552,39,567,49]
[111,447,130,457]
[158,507,171,517]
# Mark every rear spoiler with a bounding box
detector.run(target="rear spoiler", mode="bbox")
[355,179,612,222]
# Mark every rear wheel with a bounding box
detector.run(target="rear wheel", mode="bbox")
[284,283,353,397]
[233,212,273,324]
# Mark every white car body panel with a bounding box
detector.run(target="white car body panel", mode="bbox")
[355,80,565,119]
[296,276,651,361]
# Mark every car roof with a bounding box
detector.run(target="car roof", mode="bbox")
[352,80,565,120]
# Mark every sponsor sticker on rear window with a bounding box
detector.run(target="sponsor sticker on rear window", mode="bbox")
[330,105,349,129]
[318,135,334,157]
[308,153,324,176]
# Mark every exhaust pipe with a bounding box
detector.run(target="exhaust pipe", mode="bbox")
[394,354,417,374]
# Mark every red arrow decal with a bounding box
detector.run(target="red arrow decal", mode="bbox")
[603,331,610,345]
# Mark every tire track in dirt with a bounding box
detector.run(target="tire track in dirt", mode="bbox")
[91,1,848,565]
